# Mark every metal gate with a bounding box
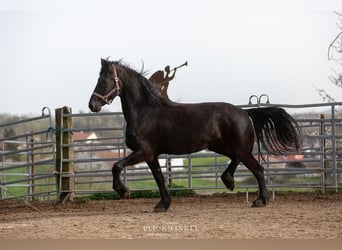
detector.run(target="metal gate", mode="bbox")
[0,107,56,200]
[55,100,342,197]
[1,101,342,201]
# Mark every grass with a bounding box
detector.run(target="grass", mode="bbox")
[2,156,341,200]
[1,164,56,198]
[88,183,196,200]
[183,156,229,171]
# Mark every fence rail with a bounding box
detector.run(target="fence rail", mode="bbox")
[1,100,342,201]
[0,107,56,200]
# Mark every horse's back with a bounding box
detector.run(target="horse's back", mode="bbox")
[169,101,250,129]
[152,102,253,155]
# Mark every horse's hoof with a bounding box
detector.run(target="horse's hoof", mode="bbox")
[122,190,130,199]
[153,201,170,212]
[251,198,268,207]
[221,175,235,191]
[226,181,235,191]
[153,207,167,212]
[118,189,130,199]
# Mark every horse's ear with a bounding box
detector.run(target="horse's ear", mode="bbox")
[101,58,106,66]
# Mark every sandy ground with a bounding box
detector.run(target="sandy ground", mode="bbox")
[1,192,341,239]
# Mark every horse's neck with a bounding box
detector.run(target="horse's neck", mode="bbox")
[119,80,152,123]
[120,97,139,123]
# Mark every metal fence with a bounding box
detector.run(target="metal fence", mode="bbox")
[0,107,56,200]
[1,100,342,201]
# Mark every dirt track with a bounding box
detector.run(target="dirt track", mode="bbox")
[1,192,342,239]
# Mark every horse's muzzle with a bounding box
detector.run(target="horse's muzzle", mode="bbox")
[88,97,102,113]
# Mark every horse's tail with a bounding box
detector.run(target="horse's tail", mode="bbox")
[246,107,302,155]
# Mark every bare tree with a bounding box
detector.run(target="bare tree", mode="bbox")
[315,11,342,102]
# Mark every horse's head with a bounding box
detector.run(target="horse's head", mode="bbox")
[88,59,121,112]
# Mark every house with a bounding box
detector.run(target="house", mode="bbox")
[73,132,98,143]
[73,132,126,171]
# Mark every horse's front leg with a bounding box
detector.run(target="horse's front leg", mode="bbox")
[147,157,171,212]
[112,150,145,198]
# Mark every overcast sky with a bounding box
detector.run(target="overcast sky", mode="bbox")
[0,0,341,115]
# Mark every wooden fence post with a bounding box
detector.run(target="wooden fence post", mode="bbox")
[55,106,74,203]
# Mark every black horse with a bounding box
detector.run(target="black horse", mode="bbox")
[89,59,302,212]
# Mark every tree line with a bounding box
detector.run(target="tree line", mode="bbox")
[0,111,125,142]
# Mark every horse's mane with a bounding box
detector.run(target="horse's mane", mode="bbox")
[109,60,177,107]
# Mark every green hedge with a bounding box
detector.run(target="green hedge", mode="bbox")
[89,183,196,200]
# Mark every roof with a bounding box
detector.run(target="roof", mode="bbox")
[73,132,97,142]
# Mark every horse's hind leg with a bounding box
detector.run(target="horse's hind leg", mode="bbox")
[221,157,239,191]
[240,154,270,207]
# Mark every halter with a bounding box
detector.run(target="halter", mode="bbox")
[92,64,121,104]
